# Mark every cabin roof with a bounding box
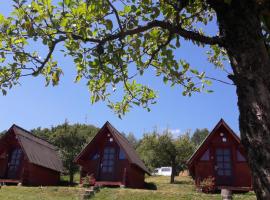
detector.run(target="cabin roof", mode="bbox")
[7,124,63,172]
[75,121,151,175]
[187,118,241,166]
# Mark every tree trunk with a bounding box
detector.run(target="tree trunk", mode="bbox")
[69,170,74,185]
[170,159,176,184]
[209,0,270,199]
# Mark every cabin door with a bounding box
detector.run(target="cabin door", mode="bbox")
[6,148,23,179]
[99,146,116,181]
[215,148,233,186]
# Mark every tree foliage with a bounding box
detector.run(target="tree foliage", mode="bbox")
[137,129,195,183]
[31,120,99,184]
[0,0,224,116]
[124,132,139,149]
[191,128,209,147]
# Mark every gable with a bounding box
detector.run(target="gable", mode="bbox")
[75,122,150,175]
[187,119,242,166]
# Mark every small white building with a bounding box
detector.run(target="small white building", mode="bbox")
[152,167,172,176]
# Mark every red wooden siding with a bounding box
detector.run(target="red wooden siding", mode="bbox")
[75,121,149,189]
[25,164,60,186]
[0,125,63,186]
[187,119,252,191]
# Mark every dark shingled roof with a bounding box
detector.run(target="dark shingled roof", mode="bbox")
[9,125,63,172]
[75,121,150,175]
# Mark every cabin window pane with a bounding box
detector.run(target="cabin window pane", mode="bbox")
[217,156,223,162]
[217,170,223,175]
[102,166,108,172]
[224,163,231,169]
[237,150,246,161]
[109,148,115,153]
[216,149,223,155]
[108,160,113,165]
[119,148,126,160]
[217,163,223,168]
[224,149,230,155]
[108,166,113,172]
[200,149,210,161]
[224,156,230,162]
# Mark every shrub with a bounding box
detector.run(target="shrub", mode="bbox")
[199,176,215,193]
[82,174,95,188]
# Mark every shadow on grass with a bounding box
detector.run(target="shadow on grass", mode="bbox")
[59,180,79,187]
[144,182,157,190]
[172,180,193,185]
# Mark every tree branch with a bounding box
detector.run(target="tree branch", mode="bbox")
[57,20,223,47]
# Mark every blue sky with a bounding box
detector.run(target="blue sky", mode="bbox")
[0,2,239,138]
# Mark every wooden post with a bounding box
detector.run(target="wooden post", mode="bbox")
[121,168,127,188]
[221,189,232,200]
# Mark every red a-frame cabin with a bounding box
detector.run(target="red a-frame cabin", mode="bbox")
[0,124,63,185]
[187,119,253,191]
[74,121,150,188]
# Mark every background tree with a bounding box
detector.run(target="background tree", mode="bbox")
[137,129,195,183]
[137,132,160,171]
[32,121,99,184]
[1,0,270,198]
[191,128,209,147]
[176,133,196,172]
[125,132,139,149]
[52,124,85,184]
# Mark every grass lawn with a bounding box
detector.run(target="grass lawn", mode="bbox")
[0,186,84,200]
[93,176,256,200]
[0,176,256,200]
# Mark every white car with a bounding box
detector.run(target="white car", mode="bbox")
[152,167,172,176]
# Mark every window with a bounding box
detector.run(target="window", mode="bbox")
[215,148,232,177]
[102,147,115,173]
[200,149,210,161]
[161,167,171,172]
[237,150,246,161]
[119,148,126,160]
[91,152,99,160]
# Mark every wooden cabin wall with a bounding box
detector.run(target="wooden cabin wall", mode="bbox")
[190,123,252,189]
[26,164,60,186]
[79,128,130,183]
[79,151,130,184]
[233,162,252,187]
[126,165,145,189]
[76,125,148,189]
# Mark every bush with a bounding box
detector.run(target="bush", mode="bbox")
[82,174,95,188]
[199,176,215,193]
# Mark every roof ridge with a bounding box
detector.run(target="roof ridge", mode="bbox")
[105,122,151,175]
[12,124,56,150]
[105,122,130,143]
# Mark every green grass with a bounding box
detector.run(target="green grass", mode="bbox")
[0,186,83,200]
[60,173,81,184]
[93,176,256,200]
[0,176,256,200]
